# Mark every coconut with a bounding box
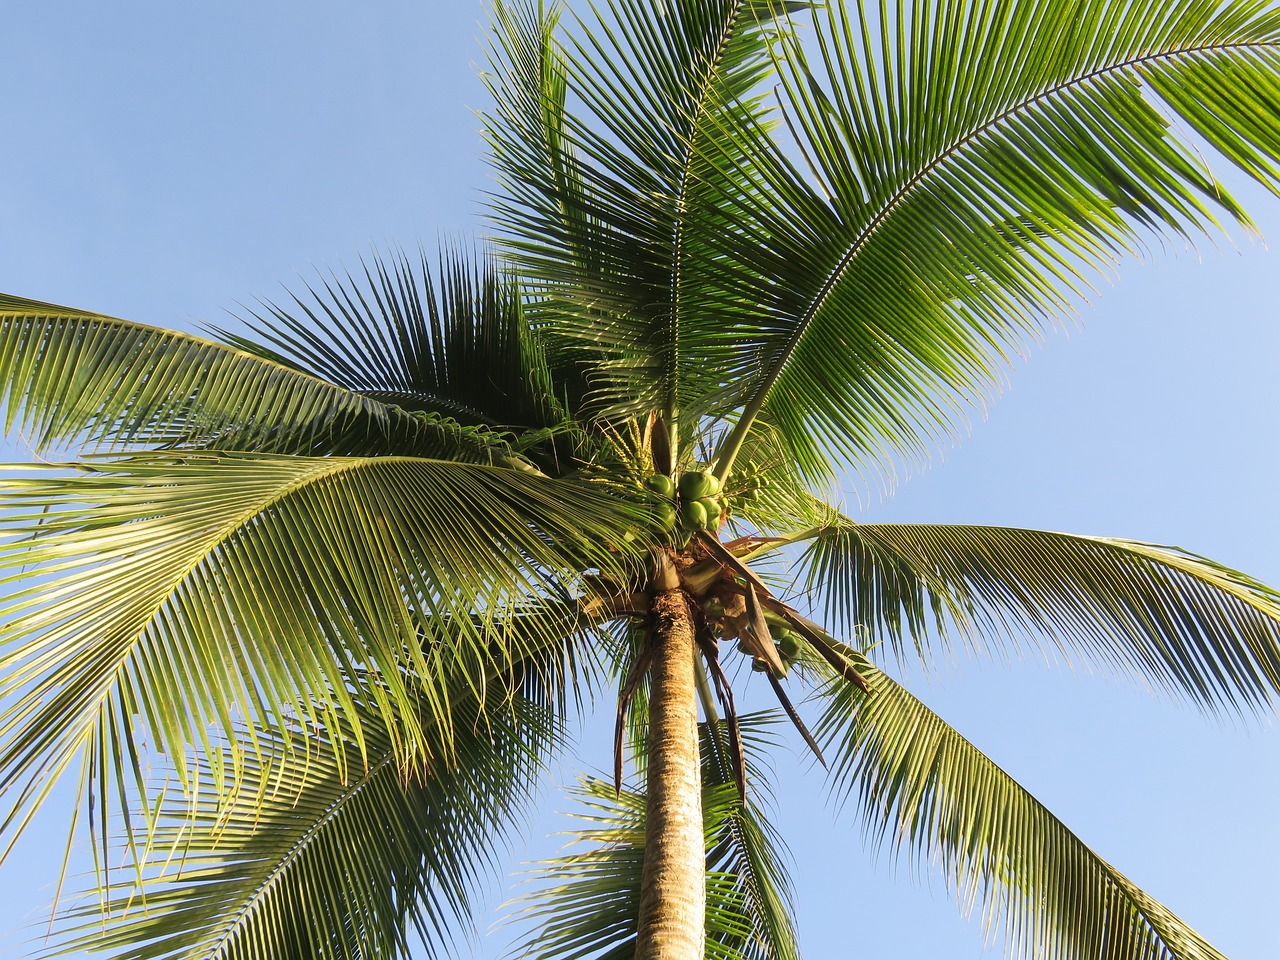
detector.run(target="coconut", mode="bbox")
[679,499,708,530]
[652,501,678,531]
[678,469,721,500]
[644,474,675,498]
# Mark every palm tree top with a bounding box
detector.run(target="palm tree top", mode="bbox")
[1,2,1279,959]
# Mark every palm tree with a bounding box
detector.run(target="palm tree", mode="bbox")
[2,1,1280,958]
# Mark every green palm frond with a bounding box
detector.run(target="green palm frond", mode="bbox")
[797,521,1280,714]
[483,0,801,429]
[817,648,1224,960]
[509,715,798,960]
[725,416,831,534]
[218,247,571,438]
[711,0,1280,479]
[505,779,646,960]
[0,452,643,859]
[0,295,508,461]
[37,689,559,960]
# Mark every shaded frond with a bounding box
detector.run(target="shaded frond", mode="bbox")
[219,247,571,438]
[508,715,798,960]
[700,716,799,960]
[37,691,559,960]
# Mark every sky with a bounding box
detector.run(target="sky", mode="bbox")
[1,2,1278,958]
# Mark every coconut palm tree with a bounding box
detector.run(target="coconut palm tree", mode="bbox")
[2,1,1280,958]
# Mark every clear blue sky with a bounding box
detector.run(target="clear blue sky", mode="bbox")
[1,2,1277,958]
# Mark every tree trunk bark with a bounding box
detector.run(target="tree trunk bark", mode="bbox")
[633,585,704,960]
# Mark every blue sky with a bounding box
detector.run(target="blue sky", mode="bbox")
[1,2,1277,958]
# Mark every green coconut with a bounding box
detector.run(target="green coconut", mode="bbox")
[777,630,802,660]
[679,499,708,530]
[678,469,721,500]
[652,501,678,531]
[644,474,675,498]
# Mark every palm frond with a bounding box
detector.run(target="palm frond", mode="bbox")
[798,521,1280,715]
[0,452,643,861]
[722,415,831,535]
[508,715,798,960]
[818,647,1226,960]
[217,247,571,439]
[708,0,1280,480]
[36,688,559,960]
[700,716,800,960]
[482,0,802,430]
[0,294,506,461]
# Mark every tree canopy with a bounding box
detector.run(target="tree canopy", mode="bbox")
[1,1,1280,958]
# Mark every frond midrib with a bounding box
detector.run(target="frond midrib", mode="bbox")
[47,454,421,761]
[201,745,401,960]
[358,387,511,427]
[740,36,1280,421]
[663,0,751,426]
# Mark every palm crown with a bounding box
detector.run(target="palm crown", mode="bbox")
[3,1,1280,958]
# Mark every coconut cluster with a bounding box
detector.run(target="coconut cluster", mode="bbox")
[749,627,803,675]
[643,468,726,536]
[700,591,806,676]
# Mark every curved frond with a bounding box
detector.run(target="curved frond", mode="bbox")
[818,648,1226,960]
[798,521,1280,714]
[710,0,1280,478]
[37,692,559,960]
[0,295,506,461]
[0,452,643,860]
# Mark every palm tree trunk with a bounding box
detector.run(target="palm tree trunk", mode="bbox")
[634,584,704,960]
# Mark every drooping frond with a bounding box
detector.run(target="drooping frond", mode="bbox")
[817,647,1226,960]
[0,452,643,860]
[482,0,802,427]
[508,716,798,960]
[0,295,507,461]
[36,691,560,960]
[708,0,1280,480]
[797,521,1280,714]
[218,247,571,438]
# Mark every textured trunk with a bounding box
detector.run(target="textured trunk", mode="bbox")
[633,584,704,960]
